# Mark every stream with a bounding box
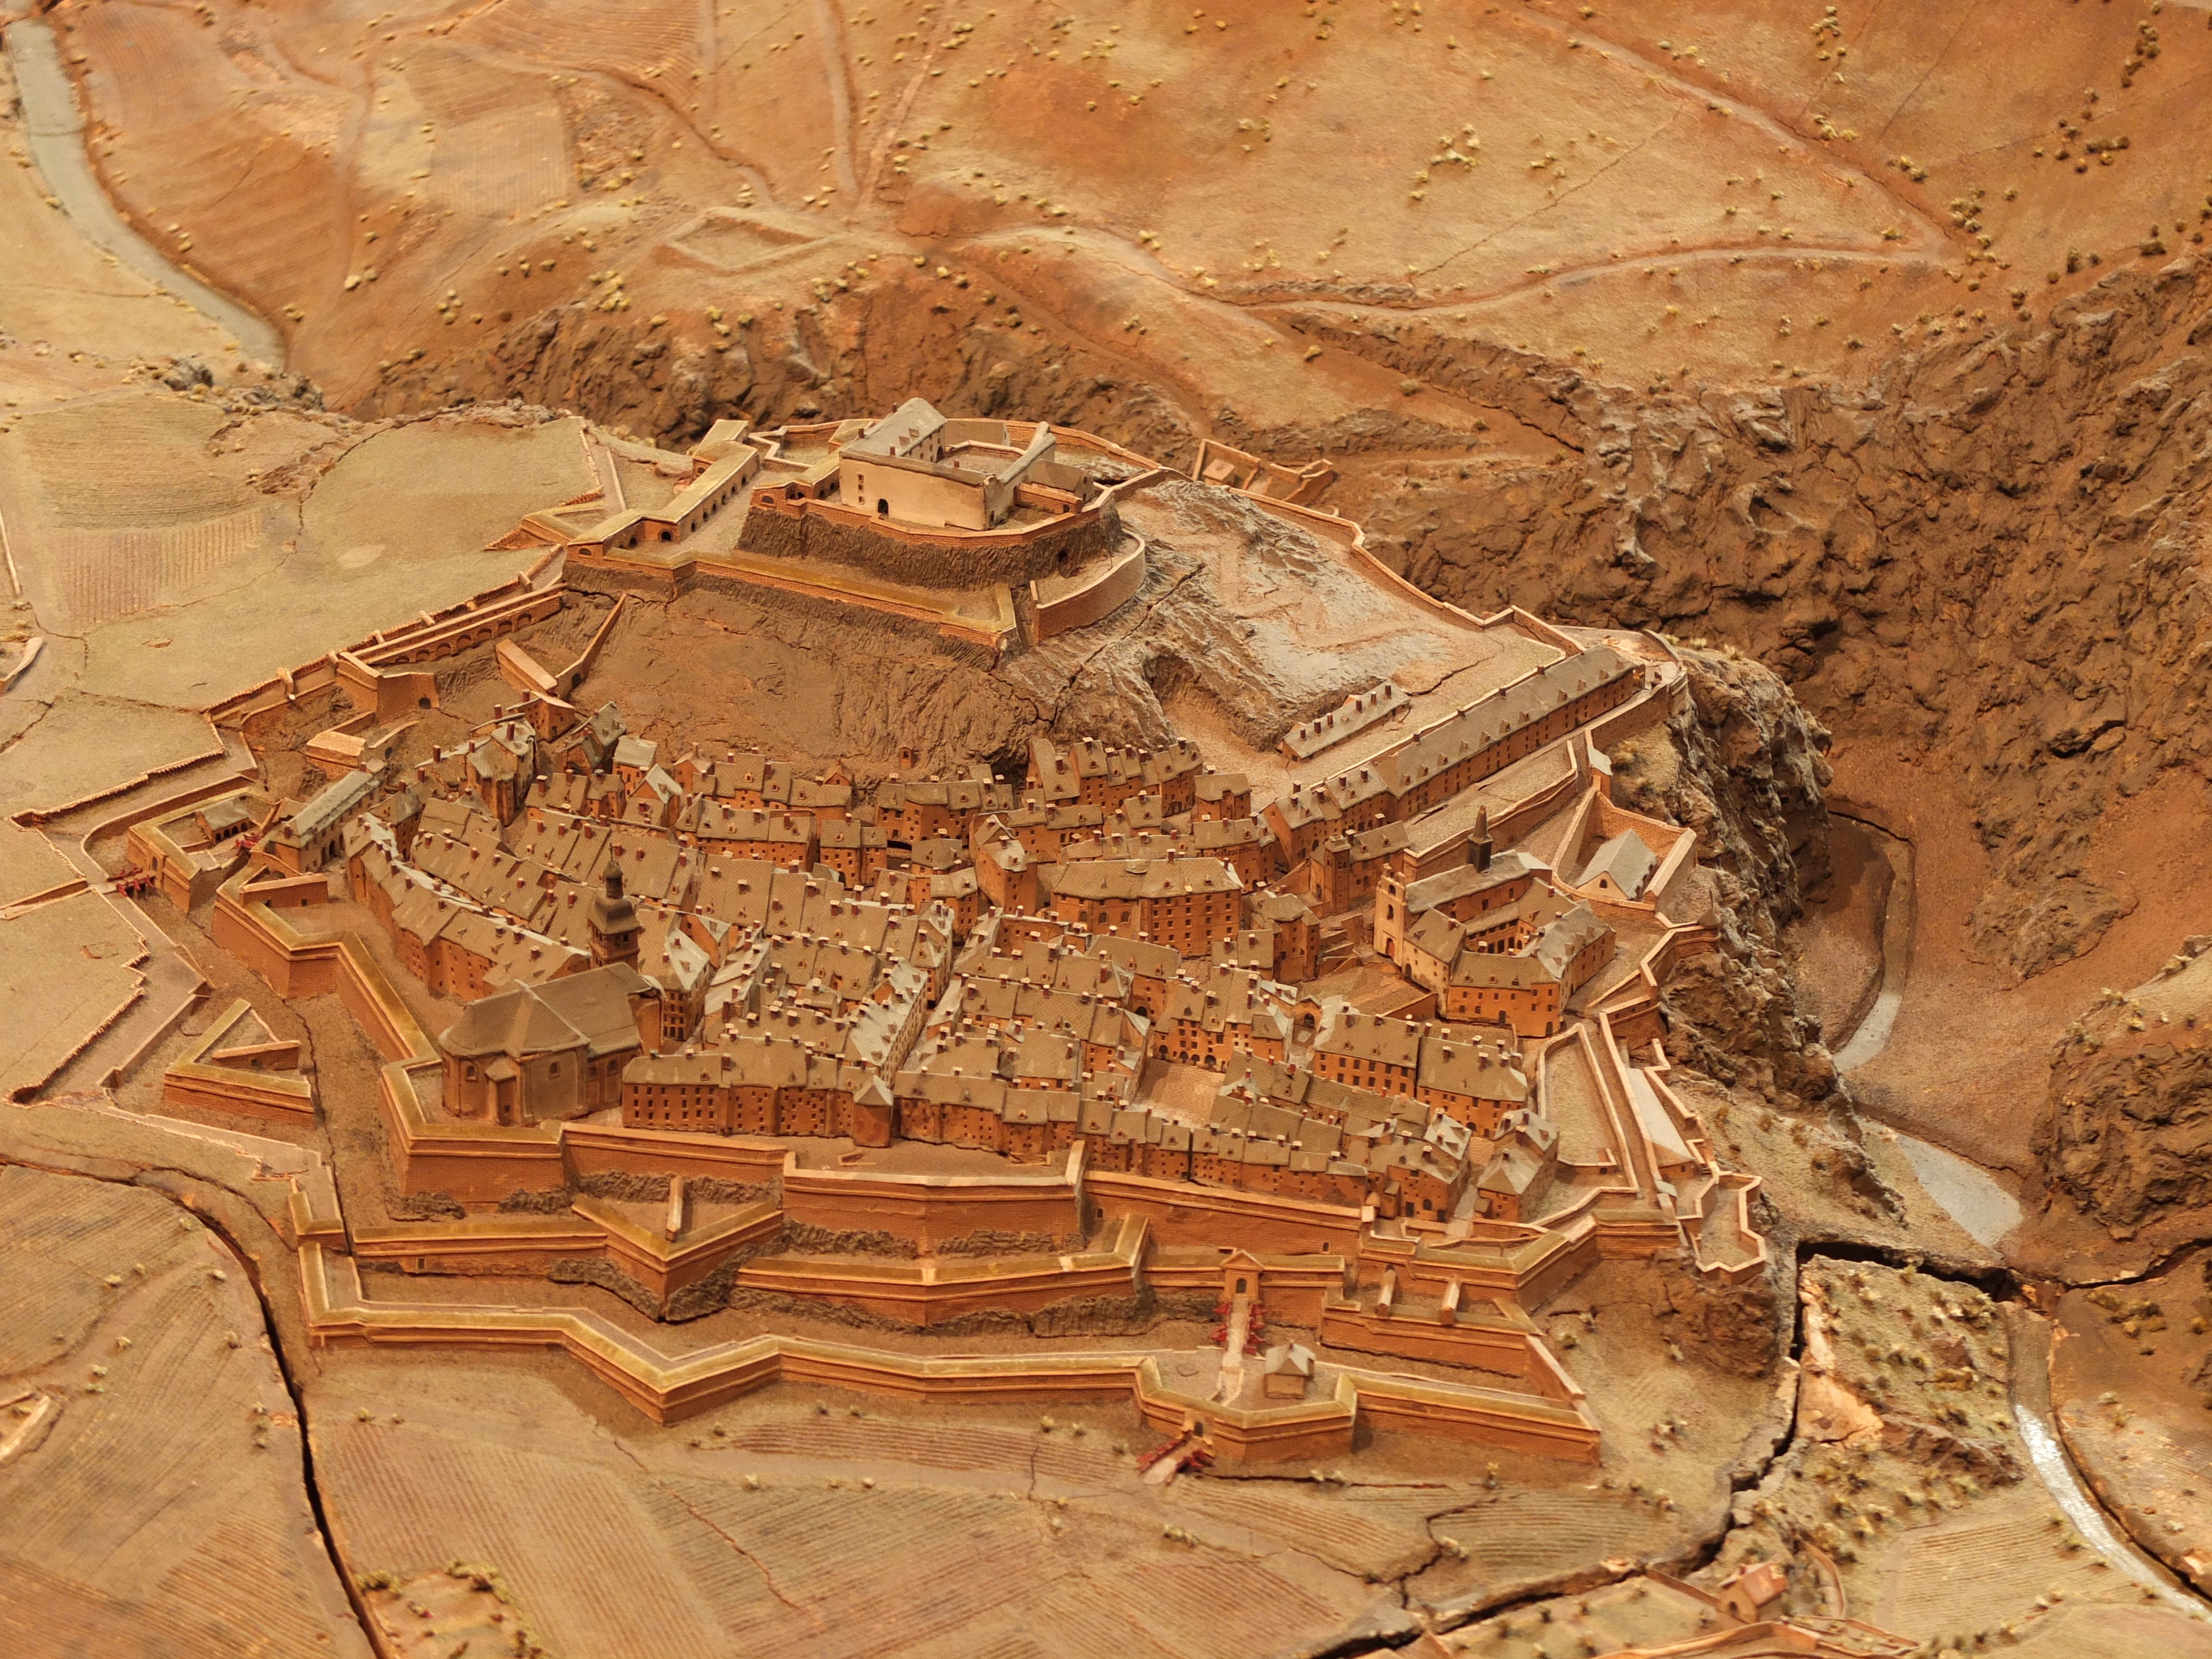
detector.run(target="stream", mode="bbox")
[2006,1309,2206,1616]
[3,18,283,364]
[2011,1404,2201,1611]
[1823,813,2199,1607]
[1892,1133,2022,1254]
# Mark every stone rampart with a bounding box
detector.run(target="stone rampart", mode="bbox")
[581,1196,784,1300]
[352,1214,607,1277]
[197,554,562,729]
[1086,1168,1369,1258]
[299,1244,1599,1459]
[1318,1298,1580,1395]
[161,1062,315,1121]
[562,1122,790,1186]
[349,1201,785,1304]
[734,1213,1144,1327]
[739,485,1119,589]
[1142,1248,1347,1324]
[564,551,1014,664]
[781,1146,1084,1253]
[1358,1217,1598,1312]
[1029,538,1147,640]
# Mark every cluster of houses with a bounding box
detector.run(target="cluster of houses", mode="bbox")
[241,576,1709,1237]
[302,684,1689,1227]
[624,912,1552,1225]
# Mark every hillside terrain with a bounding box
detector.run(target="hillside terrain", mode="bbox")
[43,0,2212,443]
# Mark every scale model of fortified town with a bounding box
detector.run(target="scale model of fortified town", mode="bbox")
[66,400,1773,1524]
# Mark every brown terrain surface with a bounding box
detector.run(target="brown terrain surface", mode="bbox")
[43,0,2212,438]
[6,0,2212,1652]
[2047,1252,2212,1603]
[0,1160,371,1657]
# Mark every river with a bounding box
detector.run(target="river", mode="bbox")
[3,18,283,364]
[1824,809,2200,1605]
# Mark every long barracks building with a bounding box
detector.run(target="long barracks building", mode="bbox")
[1264,644,1642,863]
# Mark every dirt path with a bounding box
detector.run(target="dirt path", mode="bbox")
[1214,1293,1250,1404]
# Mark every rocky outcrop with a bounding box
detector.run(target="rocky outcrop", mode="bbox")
[1658,932,1837,1112]
[379,271,1203,460]
[1616,645,1833,936]
[2035,938,2212,1228]
[1649,1252,1782,1377]
[1613,647,1839,1109]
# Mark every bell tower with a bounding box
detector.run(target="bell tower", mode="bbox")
[588,863,641,967]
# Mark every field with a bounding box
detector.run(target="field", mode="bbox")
[2051,1259,2212,1598]
[310,1354,1399,1658]
[0,1166,369,1659]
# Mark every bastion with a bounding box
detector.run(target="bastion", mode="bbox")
[516,399,1160,657]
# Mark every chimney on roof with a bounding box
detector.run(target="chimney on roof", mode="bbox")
[1472,807,1493,873]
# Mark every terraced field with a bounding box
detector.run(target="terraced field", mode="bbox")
[1867,1489,2119,1636]
[308,1356,1399,1659]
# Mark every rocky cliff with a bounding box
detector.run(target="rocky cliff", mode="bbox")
[1611,645,1839,1111]
[430,269,1208,467]
[2036,937,2212,1229]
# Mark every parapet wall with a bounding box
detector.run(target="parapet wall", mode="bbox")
[1592,924,1721,1050]
[352,1214,608,1278]
[736,1212,1142,1327]
[213,873,568,1203]
[1029,538,1147,641]
[1586,651,1690,754]
[740,487,1119,590]
[1318,1297,1584,1399]
[781,1147,1084,1252]
[562,1123,789,1186]
[1358,1219,1598,1312]
[1144,1248,1345,1324]
[161,998,315,1123]
[351,1201,784,1304]
[563,551,1014,665]
[685,565,1009,665]
[1086,1169,1368,1258]
[202,551,562,728]
[127,810,244,909]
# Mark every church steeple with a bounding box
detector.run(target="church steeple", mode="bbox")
[588,863,641,967]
